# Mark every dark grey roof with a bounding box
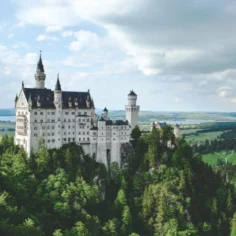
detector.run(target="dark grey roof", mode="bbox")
[105,120,129,126]
[55,75,62,91]
[128,90,137,96]
[99,116,106,121]
[23,88,92,109]
[90,126,98,130]
[37,54,44,73]
[103,107,108,112]
[158,122,167,128]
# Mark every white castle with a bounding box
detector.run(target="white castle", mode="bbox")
[14,54,140,166]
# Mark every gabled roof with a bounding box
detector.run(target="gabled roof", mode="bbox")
[23,88,92,109]
[103,107,108,112]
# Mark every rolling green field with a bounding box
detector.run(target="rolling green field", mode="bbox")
[203,151,236,166]
[0,123,15,139]
[184,131,223,143]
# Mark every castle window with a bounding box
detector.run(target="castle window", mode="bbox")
[42,133,45,136]
[113,138,116,141]
[40,120,43,123]
[93,132,96,135]
[52,133,54,136]
[68,126,70,129]
[87,131,89,135]
[40,112,43,115]
[52,126,54,129]
[47,133,50,136]
[48,140,50,143]
[83,131,85,135]
[52,139,55,142]
[65,112,69,115]
[64,119,66,122]
[34,134,37,137]
[64,138,66,141]
[87,137,89,141]
[34,120,37,123]
[51,119,55,122]
[79,138,81,141]
[34,127,37,130]
[52,112,55,115]
[47,112,50,115]
[87,118,89,122]
[68,119,70,122]
[79,132,81,135]
[34,112,37,115]
[58,138,60,141]
[64,132,66,135]
[68,132,70,135]
[72,112,75,115]
[78,112,81,115]
[42,126,45,130]
[62,125,64,129]
[79,119,81,122]
[84,112,87,115]
[83,138,85,141]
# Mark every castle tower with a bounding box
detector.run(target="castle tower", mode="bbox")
[102,107,108,120]
[54,74,62,106]
[174,124,181,139]
[35,52,46,88]
[125,90,140,130]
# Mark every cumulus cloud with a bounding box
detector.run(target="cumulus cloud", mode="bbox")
[9,0,236,111]
[36,34,59,42]
[15,0,236,76]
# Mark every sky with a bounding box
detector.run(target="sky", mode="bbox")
[1,0,236,111]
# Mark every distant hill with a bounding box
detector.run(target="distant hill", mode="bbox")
[0,109,15,116]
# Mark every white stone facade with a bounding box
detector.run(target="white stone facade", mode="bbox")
[14,55,140,167]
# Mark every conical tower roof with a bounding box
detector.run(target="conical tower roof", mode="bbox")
[37,52,45,73]
[55,74,62,91]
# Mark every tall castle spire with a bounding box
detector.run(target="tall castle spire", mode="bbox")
[35,51,46,88]
[55,74,62,91]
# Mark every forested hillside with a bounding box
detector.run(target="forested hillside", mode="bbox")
[0,126,236,235]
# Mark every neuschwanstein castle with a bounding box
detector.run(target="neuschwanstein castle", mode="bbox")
[14,54,140,166]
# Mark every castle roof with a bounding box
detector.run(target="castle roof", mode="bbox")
[55,74,62,91]
[128,90,137,96]
[105,120,129,126]
[90,126,98,130]
[23,88,92,109]
[157,122,167,128]
[103,107,108,112]
[37,53,44,73]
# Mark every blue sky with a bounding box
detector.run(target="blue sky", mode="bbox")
[1,0,236,111]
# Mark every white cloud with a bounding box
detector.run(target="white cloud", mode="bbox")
[46,25,62,32]
[36,34,59,42]
[61,30,74,37]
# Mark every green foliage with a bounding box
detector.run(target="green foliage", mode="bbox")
[0,133,235,235]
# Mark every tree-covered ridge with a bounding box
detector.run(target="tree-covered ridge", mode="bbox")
[0,126,236,235]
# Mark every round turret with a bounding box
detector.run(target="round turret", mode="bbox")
[128,90,137,106]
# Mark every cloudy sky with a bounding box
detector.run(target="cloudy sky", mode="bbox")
[1,0,236,111]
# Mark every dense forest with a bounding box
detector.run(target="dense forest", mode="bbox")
[1,126,236,235]
[191,129,236,155]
